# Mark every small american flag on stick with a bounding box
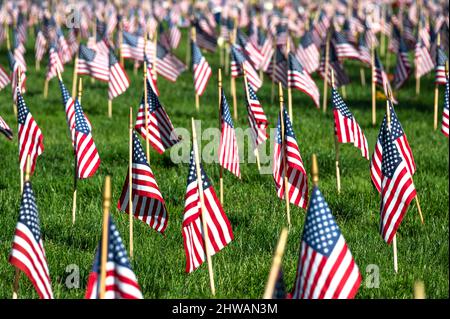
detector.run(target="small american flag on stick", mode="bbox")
[295,31,320,74]
[77,44,109,82]
[288,52,320,108]
[192,40,212,96]
[0,115,13,140]
[108,48,130,100]
[0,65,11,90]
[442,76,449,137]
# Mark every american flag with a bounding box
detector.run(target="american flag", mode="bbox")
[135,84,181,154]
[192,41,212,96]
[266,47,288,88]
[276,23,288,46]
[219,88,241,178]
[258,29,274,72]
[56,28,72,64]
[46,45,64,81]
[145,53,159,97]
[67,29,79,57]
[117,132,168,234]
[183,149,234,273]
[371,103,416,193]
[414,38,434,78]
[332,88,369,159]
[231,45,262,91]
[9,181,54,299]
[120,31,145,61]
[333,31,360,61]
[245,82,268,148]
[17,89,44,175]
[77,44,109,82]
[377,111,417,244]
[0,115,13,140]
[168,20,181,50]
[108,48,130,100]
[442,77,449,137]
[194,22,217,53]
[58,79,78,145]
[315,11,331,40]
[155,43,186,82]
[8,51,27,98]
[358,31,372,66]
[0,65,11,90]
[291,186,361,299]
[236,28,263,70]
[85,215,143,299]
[296,31,320,74]
[288,52,320,109]
[435,47,448,85]
[34,29,47,63]
[393,38,412,90]
[373,52,397,104]
[273,107,308,209]
[13,28,26,71]
[73,94,101,179]
[319,43,350,88]
[343,18,357,45]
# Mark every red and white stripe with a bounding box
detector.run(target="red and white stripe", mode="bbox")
[334,110,369,160]
[108,61,130,100]
[288,70,320,108]
[259,38,274,72]
[35,31,47,62]
[296,45,320,74]
[219,123,240,179]
[46,48,64,81]
[414,42,434,78]
[0,65,10,90]
[193,56,212,96]
[77,56,109,82]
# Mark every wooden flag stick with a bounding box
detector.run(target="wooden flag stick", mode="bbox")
[218,68,224,205]
[143,32,151,164]
[279,83,291,229]
[271,35,277,103]
[414,281,425,299]
[371,45,376,126]
[44,80,49,99]
[393,234,398,273]
[311,153,319,186]
[71,34,80,99]
[108,99,112,118]
[99,175,111,299]
[191,117,216,296]
[433,35,441,130]
[322,33,331,113]
[360,67,366,87]
[192,28,200,112]
[263,228,289,299]
[72,78,83,225]
[331,70,341,194]
[128,107,134,258]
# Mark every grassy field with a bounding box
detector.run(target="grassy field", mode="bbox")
[0,31,448,299]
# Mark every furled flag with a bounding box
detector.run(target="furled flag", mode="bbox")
[393,37,411,89]
[191,40,212,96]
[373,52,397,104]
[332,88,369,159]
[0,115,13,140]
[193,21,217,53]
[296,30,320,74]
[288,52,320,108]
[9,180,53,299]
[183,149,234,273]
[333,30,360,61]
[231,45,262,91]
[154,43,187,82]
[291,186,361,299]
[245,82,268,148]
[370,102,416,193]
[0,65,11,90]
[56,28,72,64]
[34,28,47,64]
[13,28,26,71]
[135,83,181,154]
[375,108,417,244]
[73,93,101,178]
[17,89,44,174]
[273,107,308,209]
[46,45,64,81]
[85,214,143,299]
[236,28,263,70]
[266,47,288,88]
[219,88,241,178]
[414,38,434,78]
[319,43,350,88]
[108,48,130,100]
[258,29,274,73]
[357,30,372,66]
[77,44,109,82]
[435,47,448,85]
[8,51,27,98]
[442,76,449,137]
[168,20,181,50]
[145,53,159,96]
[118,131,168,233]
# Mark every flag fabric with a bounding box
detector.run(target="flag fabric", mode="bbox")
[168,20,181,50]
[272,269,287,299]
[135,84,181,154]
[9,51,27,98]
[219,88,241,178]
[145,54,159,97]
[108,48,130,100]
[8,181,53,299]
[288,52,320,108]
[182,149,234,273]
[231,45,262,91]
[370,103,416,193]
[236,29,263,70]
[393,38,412,89]
[58,79,77,145]
[435,47,448,85]
[373,52,397,104]
[191,41,212,96]
[245,82,268,148]
[291,186,361,299]
[121,31,145,61]
[266,47,288,88]
[0,65,11,90]
[296,31,320,74]
[85,215,143,299]
[442,77,449,137]
[376,110,417,244]
[332,88,369,159]
[35,30,47,62]
[0,115,13,140]
[155,43,186,82]
[56,28,72,64]
[333,31,360,61]
[46,45,64,81]
[414,38,434,78]
[258,30,274,72]
[273,107,308,209]
[319,43,350,88]
[194,22,217,53]
[77,44,109,82]
[73,94,101,179]
[17,89,44,174]
[357,31,372,66]
[117,132,168,234]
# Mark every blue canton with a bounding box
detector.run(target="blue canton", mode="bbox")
[17,90,29,125]
[332,88,353,119]
[19,181,42,243]
[187,149,211,190]
[79,45,96,62]
[191,41,203,66]
[288,52,304,73]
[221,88,234,128]
[132,131,148,165]
[74,99,90,134]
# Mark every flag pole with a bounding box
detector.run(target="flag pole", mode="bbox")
[271,34,277,103]
[108,99,112,118]
[9,30,17,116]
[72,78,82,225]
[279,83,291,229]
[286,36,293,122]
[262,228,289,299]
[71,33,80,99]
[371,45,376,126]
[218,68,224,205]
[44,79,49,99]
[231,22,238,121]
[433,34,441,130]
[322,32,331,113]
[119,19,124,67]
[99,175,111,299]
[331,70,341,194]
[143,32,151,163]
[414,281,425,299]
[191,27,200,112]
[243,65,261,171]
[191,117,216,296]
[360,67,366,87]
[13,155,31,299]
[128,107,134,258]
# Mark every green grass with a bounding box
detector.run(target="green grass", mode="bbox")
[0,32,448,299]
